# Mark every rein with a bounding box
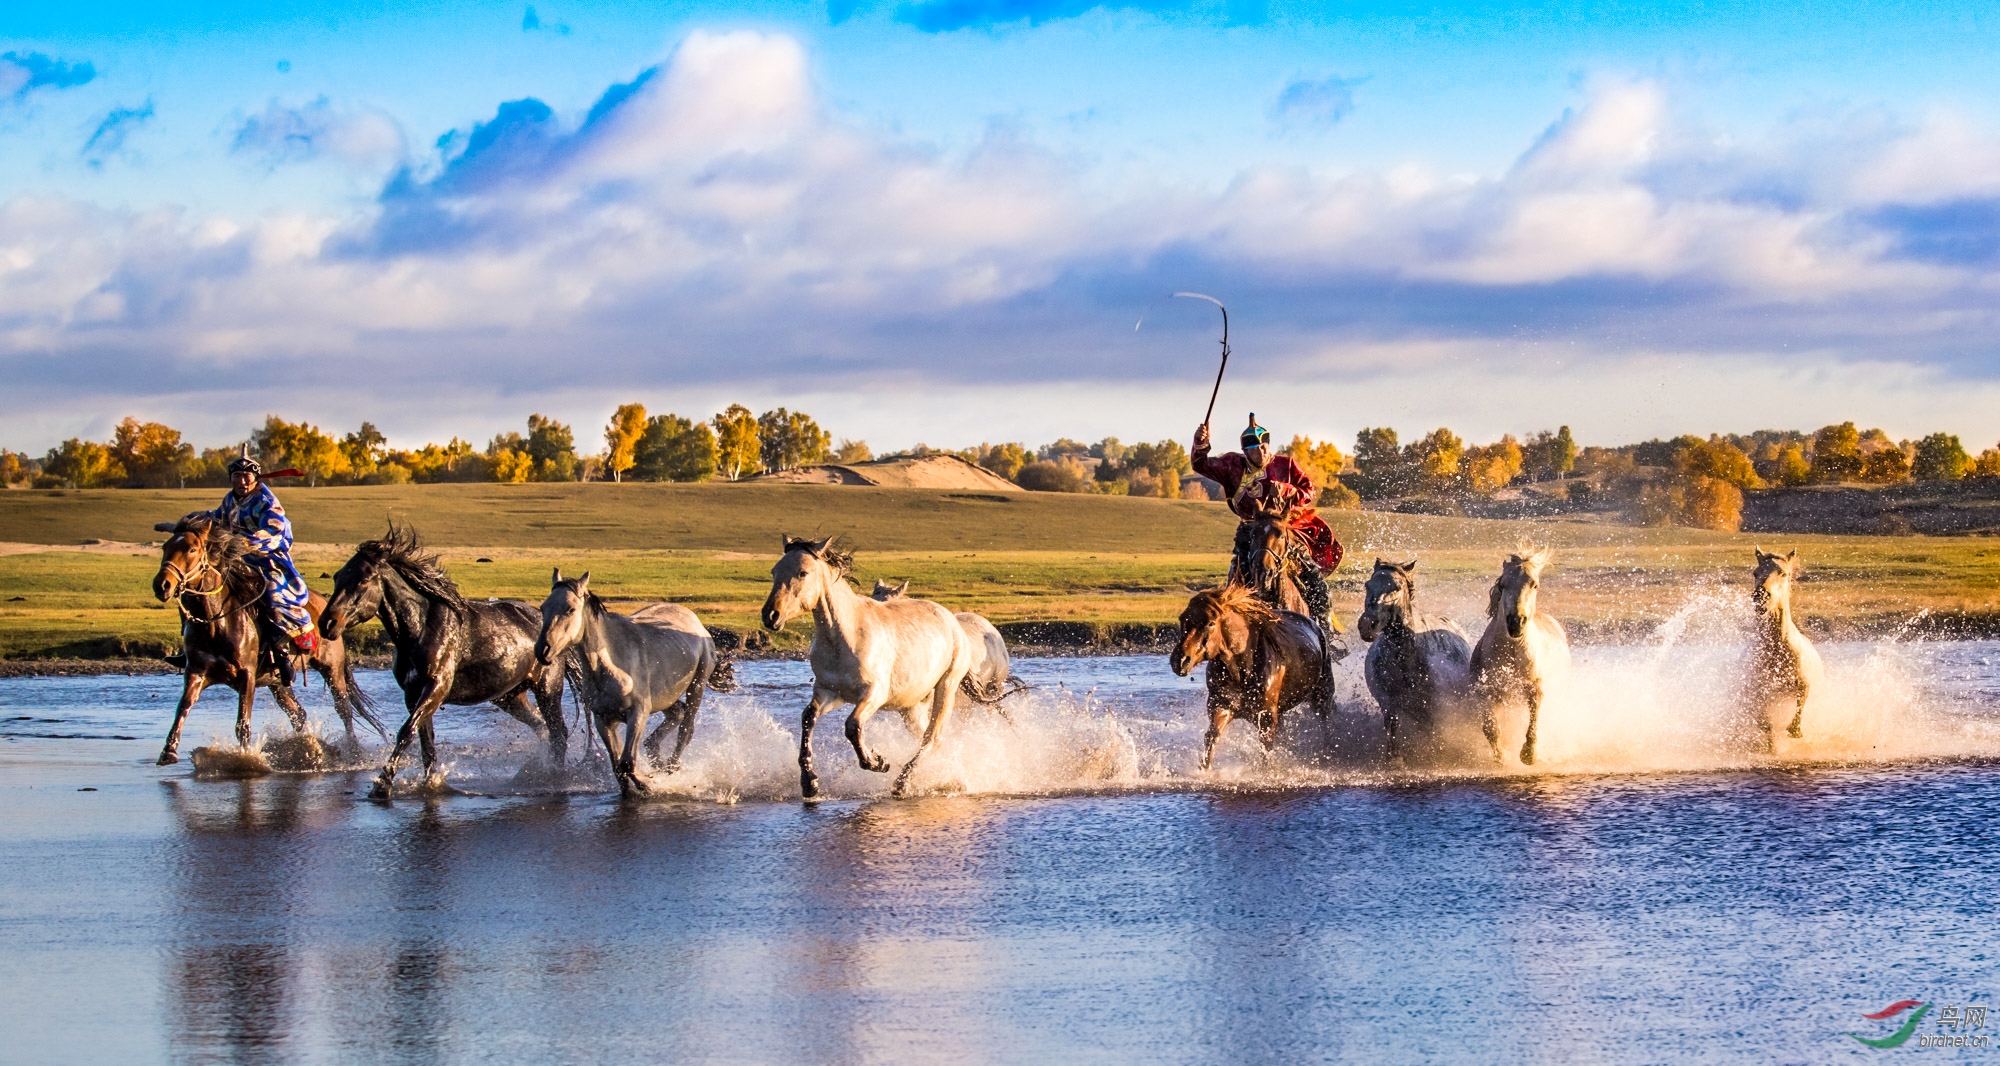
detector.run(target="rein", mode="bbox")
[164,556,253,625]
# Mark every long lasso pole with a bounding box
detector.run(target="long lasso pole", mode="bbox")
[1134,291,1230,428]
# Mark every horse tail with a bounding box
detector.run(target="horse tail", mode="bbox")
[706,657,738,693]
[339,648,388,740]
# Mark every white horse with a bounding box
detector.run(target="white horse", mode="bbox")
[872,578,1019,704]
[766,539,972,800]
[1357,559,1472,761]
[1470,544,1571,766]
[1746,548,1823,752]
[534,569,721,797]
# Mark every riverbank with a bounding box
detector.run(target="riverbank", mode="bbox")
[3,483,1998,668]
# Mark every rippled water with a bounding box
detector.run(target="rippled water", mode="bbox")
[3,641,1998,1063]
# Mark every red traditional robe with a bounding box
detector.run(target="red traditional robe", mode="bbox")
[1191,445,1343,572]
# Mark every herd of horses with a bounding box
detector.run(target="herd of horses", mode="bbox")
[147,511,1825,799]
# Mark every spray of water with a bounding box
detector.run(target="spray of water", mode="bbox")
[250,587,2000,799]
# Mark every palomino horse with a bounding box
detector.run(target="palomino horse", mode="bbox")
[319,525,567,798]
[763,537,971,800]
[872,578,1020,704]
[1357,559,1472,761]
[1746,548,1823,751]
[1170,584,1331,770]
[534,569,724,797]
[150,513,381,765]
[1470,544,1571,766]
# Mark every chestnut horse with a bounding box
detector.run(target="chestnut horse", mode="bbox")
[1170,584,1332,770]
[150,513,382,765]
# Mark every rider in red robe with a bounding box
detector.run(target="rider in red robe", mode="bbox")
[1193,414,1343,627]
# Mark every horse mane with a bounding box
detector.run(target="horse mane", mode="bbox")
[364,523,465,606]
[1205,582,1280,624]
[784,535,855,577]
[170,512,262,598]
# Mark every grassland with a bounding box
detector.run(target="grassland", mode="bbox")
[3,482,1999,662]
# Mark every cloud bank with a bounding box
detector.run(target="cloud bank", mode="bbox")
[0,51,96,101]
[7,33,2000,450]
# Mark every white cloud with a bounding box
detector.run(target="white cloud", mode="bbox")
[8,33,2000,451]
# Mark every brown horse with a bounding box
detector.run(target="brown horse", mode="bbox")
[1170,583,1332,770]
[151,513,382,766]
[1237,511,1313,617]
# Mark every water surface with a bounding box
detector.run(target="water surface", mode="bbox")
[2,643,1996,1063]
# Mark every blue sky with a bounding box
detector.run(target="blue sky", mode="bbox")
[6,1,2000,453]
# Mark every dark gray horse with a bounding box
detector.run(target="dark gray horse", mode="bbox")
[319,525,567,798]
[1357,559,1471,762]
[534,570,724,798]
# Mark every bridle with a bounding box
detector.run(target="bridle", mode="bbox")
[162,541,250,625]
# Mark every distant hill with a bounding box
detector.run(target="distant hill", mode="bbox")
[750,454,1022,491]
[1743,480,2000,536]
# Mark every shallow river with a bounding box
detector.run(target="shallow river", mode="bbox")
[3,640,1998,1064]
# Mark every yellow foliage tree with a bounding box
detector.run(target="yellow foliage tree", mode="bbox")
[603,403,647,483]
[712,404,762,481]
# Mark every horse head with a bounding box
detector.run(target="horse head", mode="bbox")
[1751,547,1801,615]
[1171,585,1265,677]
[870,578,909,601]
[1358,558,1418,642]
[321,529,394,637]
[535,568,593,666]
[1490,542,1552,639]
[1241,513,1295,597]
[152,513,218,603]
[764,535,852,630]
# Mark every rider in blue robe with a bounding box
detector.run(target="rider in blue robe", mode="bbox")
[209,454,317,652]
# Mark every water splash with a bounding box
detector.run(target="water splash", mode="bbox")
[255,596,2000,801]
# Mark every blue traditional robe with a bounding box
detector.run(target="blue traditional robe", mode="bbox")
[210,483,314,638]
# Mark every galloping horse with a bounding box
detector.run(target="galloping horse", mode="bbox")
[872,578,1020,704]
[1470,544,1571,766]
[535,569,723,798]
[1238,510,1314,618]
[318,525,567,798]
[1357,559,1472,761]
[763,537,971,800]
[1745,548,1823,751]
[150,513,381,765]
[1171,584,1331,770]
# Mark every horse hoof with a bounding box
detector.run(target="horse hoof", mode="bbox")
[1786,725,1803,740]
[368,778,393,801]
[156,751,179,766]
[1519,748,1536,766]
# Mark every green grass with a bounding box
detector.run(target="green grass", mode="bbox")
[2,483,1998,658]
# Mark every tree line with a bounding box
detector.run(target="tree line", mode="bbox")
[6,410,1998,534]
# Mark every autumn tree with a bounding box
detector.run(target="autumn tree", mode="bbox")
[603,403,648,483]
[1016,460,1091,492]
[525,414,579,481]
[1859,445,1911,484]
[633,414,718,482]
[1404,428,1464,494]
[253,416,347,486]
[1974,446,2000,478]
[1771,443,1811,486]
[1679,437,1761,489]
[0,449,38,487]
[1351,427,1410,497]
[834,439,872,463]
[1463,435,1524,494]
[1284,435,1348,489]
[1809,422,1862,482]
[976,442,1028,482]
[40,438,125,488]
[110,417,194,488]
[756,408,831,473]
[712,405,762,480]
[1912,433,1971,481]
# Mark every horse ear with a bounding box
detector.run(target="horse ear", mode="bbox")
[552,567,563,585]
[576,572,590,592]
[1401,559,1418,571]
[811,536,834,555]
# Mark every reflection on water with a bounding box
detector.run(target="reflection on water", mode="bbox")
[1,643,1997,1063]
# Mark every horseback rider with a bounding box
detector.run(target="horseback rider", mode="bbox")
[1192,414,1343,631]
[168,450,317,680]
